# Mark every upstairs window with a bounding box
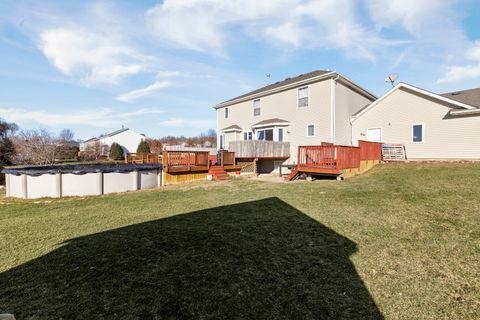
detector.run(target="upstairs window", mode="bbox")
[224,107,229,119]
[307,124,315,137]
[253,99,261,116]
[412,124,424,143]
[298,86,309,108]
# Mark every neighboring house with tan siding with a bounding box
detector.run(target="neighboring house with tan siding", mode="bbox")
[351,83,480,159]
[214,70,376,172]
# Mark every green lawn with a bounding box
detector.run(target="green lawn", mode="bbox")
[1,163,479,319]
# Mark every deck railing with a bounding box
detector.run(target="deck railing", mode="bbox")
[221,151,236,166]
[125,153,160,164]
[358,140,383,161]
[298,141,382,172]
[228,140,290,158]
[162,150,210,172]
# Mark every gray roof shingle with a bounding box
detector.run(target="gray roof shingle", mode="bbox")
[219,70,332,105]
[441,88,480,108]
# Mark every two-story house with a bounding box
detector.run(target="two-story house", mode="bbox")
[214,70,376,173]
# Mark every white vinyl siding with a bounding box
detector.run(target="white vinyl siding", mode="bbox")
[352,87,480,159]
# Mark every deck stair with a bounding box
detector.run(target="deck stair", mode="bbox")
[285,167,301,181]
[208,166,229,181]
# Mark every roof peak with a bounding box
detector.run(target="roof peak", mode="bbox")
[216,70,334,107]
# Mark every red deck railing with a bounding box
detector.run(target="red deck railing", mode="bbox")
[297,141,382,172]
[163,151,210,172]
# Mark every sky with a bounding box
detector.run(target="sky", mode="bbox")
[0,0,479,140]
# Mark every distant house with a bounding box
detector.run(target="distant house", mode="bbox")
[80,128,146,154]
[351,84,480,159]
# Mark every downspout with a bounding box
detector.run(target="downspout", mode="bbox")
[330,74,340,144]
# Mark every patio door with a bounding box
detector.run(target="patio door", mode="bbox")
[366,128,382,142]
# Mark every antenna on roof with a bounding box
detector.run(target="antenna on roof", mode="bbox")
[385,73,399,87]
[266,74,271,85]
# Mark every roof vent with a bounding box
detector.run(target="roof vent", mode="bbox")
[285,77,291,81]
[451,92,461,95]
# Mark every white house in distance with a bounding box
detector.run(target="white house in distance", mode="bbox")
[351,83,480,159]
[215,70,480,173]
[80,128,146,154]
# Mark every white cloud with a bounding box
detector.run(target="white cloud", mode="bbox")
[116,81,172,103]
[159,118,215,129]
[437,41,480,83]
[39,27,146,85]
[0,107,164,128]
[146,0,391,60]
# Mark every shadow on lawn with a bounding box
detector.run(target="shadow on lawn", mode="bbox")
[0,197,382,319]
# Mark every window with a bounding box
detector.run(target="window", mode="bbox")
[412,124,424,143]
[278,128,284,141]
[257,129,273,141]
[253,99,261,116]
[243,131,253,140]
[224,107,229,119]
[307,124,315,137]
[219,134,225,149]
[298,86,309,108]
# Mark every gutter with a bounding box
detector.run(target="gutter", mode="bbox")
[449,108,480,116]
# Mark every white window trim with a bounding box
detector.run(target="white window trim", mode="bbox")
[224,107,229,119]
[297,86,309,108]
[306,123,315,137]
[253,98,261,117]
[411,123,425,144]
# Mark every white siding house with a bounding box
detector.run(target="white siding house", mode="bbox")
[214,70,376,172]
[80,128,146,154]
[351,83,480,159]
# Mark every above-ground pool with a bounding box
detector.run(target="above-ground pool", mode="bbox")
[3,163,162,199]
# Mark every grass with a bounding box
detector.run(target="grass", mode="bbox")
[0,162,479,319]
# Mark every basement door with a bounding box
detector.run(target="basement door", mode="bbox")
[366,128,382,142]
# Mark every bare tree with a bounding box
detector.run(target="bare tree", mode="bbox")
[13,129,57,165]
[58,128,74,143]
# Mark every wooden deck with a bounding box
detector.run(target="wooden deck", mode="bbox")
[287,140,383,180]
[163,150,210,173]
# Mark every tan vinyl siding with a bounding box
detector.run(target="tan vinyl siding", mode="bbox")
[335,81,374,146]
[217,80,332,163]
[352,87,480,159]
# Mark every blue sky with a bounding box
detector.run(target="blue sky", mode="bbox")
[0,0,479,140]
